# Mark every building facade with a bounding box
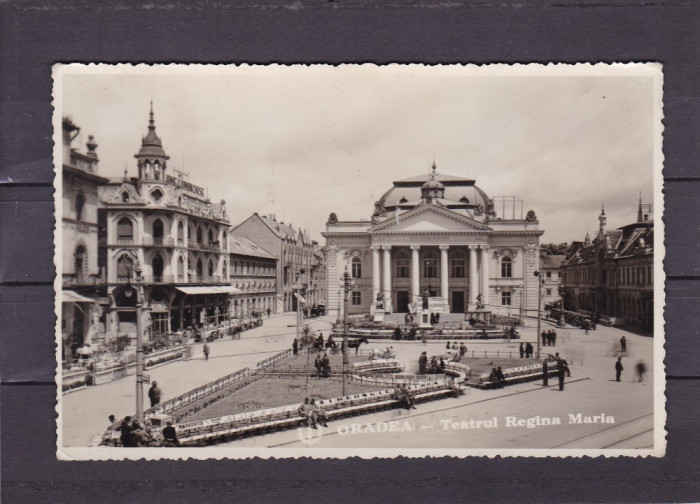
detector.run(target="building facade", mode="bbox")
[323,164,543,319]
[229,234,278,319]
[232,213,325,312]
[560,202,654,331]
[61,117,109,359]
[98,106,236,340]
[540,254,566,307]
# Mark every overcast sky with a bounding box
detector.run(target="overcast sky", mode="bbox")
[56,64,662,244]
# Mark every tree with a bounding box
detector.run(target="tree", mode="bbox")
[300,324,316,385]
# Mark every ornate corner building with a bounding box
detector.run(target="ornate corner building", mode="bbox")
[323,163,544,319]
[560,202,654,332]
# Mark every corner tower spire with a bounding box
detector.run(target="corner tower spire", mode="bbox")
[134,102,169,181]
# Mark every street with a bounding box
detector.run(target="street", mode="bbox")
[61,314,656,451]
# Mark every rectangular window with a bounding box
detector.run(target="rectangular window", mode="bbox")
[396,259,410,278]
[501,259,512,278]
[423,259,438,278]
[451,259,465,278]
[352,292,361,305]
[501,291,512,306]
[546,271,551,279]
[546,289,552,296]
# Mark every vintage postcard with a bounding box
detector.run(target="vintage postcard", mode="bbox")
[54,63,665,460]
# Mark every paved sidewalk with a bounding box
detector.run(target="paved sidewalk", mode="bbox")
[60,313,332,446]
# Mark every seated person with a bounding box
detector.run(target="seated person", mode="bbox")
[495,366,506,384]
[298,397,317,428]
[489,367,504,388]
[394,385,416,410]
[162,420,180,446]
[309,398,328,427]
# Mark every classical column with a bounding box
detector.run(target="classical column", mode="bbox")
[480,245,490,306]
[371,246,381,310]
[411,245,420,307]
[439,245,449,313]
[382,245,392,312]
[468,245,478,305]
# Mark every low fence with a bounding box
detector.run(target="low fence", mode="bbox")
[62,369,90,393]
[330,327,505,340]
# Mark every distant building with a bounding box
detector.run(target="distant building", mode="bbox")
[232,213,325,312]
[61,117,108,361]
[539,254,566,306]
[228,234,278,318]
[560,201,654,331]
[323,163,543,318]
[97,105,235,340]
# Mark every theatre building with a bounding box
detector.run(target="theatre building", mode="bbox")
[560,202,654,332]
[98,106,235,340]
[323,164,543,319]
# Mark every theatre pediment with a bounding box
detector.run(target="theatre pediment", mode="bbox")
[371,205,490,234]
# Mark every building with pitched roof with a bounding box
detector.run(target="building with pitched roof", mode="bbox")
[323,163,544,318]
[228,234,278,318]
[539,254,566,306]
[232,213,325,312]
[560,201,654,331]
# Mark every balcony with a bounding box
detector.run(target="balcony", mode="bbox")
[142,237,175,247]
[187,240,222,252]
[113,275,226,285]
[63,274,103,286]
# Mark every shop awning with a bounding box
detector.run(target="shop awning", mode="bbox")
[176,286,243,295]
[62,290,98,303]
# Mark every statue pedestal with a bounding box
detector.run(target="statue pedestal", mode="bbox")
[373,309,385,322]
[419,309,433,329]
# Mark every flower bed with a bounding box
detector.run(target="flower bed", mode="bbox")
[62,369,91,393]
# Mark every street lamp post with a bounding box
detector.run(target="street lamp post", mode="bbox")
[341,268,353,396]
[534,271,543,360]
[132,263,146,424]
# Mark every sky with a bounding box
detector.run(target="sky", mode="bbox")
[56,64,662,244]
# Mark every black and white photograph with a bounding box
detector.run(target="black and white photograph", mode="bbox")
[54,63,664,459]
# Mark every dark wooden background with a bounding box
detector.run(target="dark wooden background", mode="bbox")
[1,1,699,502]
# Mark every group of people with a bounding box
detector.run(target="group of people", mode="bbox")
[393,384,417,410]
[518,342,535,358]
[118,415,179,447]
[488,366,506,387]
[614,356,647,383]
[297,397,329,429]
[314,353,332,378]
[429,312,441,325]
[418,352,446,374]
[541,329,558,346]
[445,341,468,359]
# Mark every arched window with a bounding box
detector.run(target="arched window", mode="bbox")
[117,254,133,281]
[501,257,512,278]
[177,221,184,244]
[196,227,203,244]
[395,249,410,278]
[152,255,164,281]
[117,217,133,241]
[422,250,438,278]
[121,191,130,203]
[177,256,185,281]
[151,188,163,203]
[74,245,86,280]
[75,193,85,221]
[222,262,228,280]
[351,257,362,279]
[208,229,214,244]
[208,260,214,277]
[450,251,466,278]
[196,259,203,278]
[153,162,161,180]
[152,219,164,244]
[222,232,227,250]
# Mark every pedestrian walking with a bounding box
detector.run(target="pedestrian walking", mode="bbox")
[552,330,557,346]
[620,336,627,354]
[267,308,271,319]
[636,360,647,382]
[203,343,210,361]
[460,343,467,358]
[558,365,566,391]
[541,330,547,347]
[292,338,299,356]
[314,354,322,379]
[542,360,549,387]
[615,357,624,382]
[519,343,524,358]
[525,342,533,358]
[148,381,161,407]
[418,351,428,375]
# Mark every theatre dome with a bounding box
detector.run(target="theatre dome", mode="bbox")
[374,164,492,215]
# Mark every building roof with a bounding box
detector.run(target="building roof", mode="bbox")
[540,254,566,269]
[229,234,276,259]
[135,102,169,161]
[375,164,491,216]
